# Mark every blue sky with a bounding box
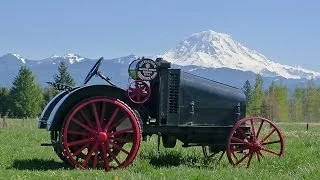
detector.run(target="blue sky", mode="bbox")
[0,0,319,71]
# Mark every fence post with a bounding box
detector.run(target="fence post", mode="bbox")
[306,123,309,131]
[2,116,7,128]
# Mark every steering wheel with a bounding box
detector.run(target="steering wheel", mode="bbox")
[84,57,103,84]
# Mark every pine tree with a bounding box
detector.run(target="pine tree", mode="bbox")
[243,80,252,102]
[0,87,9,117]
[9,66,43,118]
[54,61,75,86]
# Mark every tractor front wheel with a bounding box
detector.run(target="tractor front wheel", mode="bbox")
[226,117,284,168]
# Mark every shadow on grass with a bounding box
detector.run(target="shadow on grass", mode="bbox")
[9,159,71,171]
[147,152,203,168]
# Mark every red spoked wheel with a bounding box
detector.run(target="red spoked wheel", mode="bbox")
[127,80,151,104]
[226,117,284,168]
[61,97,141,171]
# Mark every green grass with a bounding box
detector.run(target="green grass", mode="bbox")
[0,119,319,180]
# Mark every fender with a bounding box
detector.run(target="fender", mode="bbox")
[38,90,74,128]
[46,84,126,131]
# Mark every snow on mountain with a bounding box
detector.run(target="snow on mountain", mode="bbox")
[11,53,26,64]
[0,53,26,64]
[39,53,85,64]
[63,53,85,64]
[161,30,320,79]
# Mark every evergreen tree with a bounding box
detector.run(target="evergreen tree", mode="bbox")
[54,61,75,86]
[247,74,264,116]
[243,80,252,102]
[0,87,9,117]
[9,66,43,118]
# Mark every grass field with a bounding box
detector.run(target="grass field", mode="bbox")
[0,119,319,180]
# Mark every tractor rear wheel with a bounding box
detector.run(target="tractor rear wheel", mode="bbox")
[226,117,284,168]
[61,96,141,171]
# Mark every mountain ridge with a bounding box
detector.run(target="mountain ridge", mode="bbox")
[0,30,318,88]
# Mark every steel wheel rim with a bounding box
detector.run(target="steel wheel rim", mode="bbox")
[226,117,284,168]
[61,97,141,171]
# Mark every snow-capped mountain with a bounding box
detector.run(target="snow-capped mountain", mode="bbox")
[0,53,26,65]
[162,30,320,79]
[39,53,86,64]
[0,30,319,88]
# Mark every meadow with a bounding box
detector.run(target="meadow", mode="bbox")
[0,119,319,180]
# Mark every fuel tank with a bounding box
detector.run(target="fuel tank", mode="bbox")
[178,71,246,126]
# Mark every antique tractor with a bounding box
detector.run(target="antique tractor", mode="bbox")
[39,57,284,171]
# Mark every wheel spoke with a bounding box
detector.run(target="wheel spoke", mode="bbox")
[72,142,91,157]
[91,102,102,131]
[246,153,253,168]
[249,119,256,141]
[261,128,276,143]
[79,110,94,128]
[100,102,107,125]
[109,141,130,154]
[256,120,264,139]
[110,128,133,137]
[82,142,99,168]
[108,116,128,131]
[112,137,133,143]
[231,137,252,147]
[104,107,120,130]
[93,148,99,169]
[257,151,264,158]
[67,137,94,147]
[67,130,90,136]
[230,145,249,153]
[262,140,281,146]
[235,152,251,165]
[256,151,261,162]
[232,152,238,161]
[101,144,110,171]
[71,118,96,134]
[236,127,251,142]
[261,148,280,156]
[106,146,121,165]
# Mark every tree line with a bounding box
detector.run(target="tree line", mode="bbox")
[0,62,319,122]
[0,61,74,118]
[245,74,320,122]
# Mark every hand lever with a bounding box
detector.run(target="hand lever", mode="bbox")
[97,71,116,86]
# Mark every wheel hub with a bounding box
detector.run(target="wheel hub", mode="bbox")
[97,132,108,142]
[251,141,262,152]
